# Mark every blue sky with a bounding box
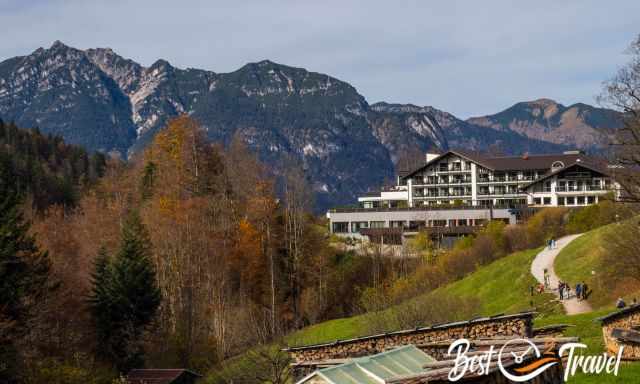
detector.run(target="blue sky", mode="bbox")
[1,0,639,118]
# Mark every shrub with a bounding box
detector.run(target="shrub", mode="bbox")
[565,201,636,233]
[503,225,529,253]
[526,207,568,246]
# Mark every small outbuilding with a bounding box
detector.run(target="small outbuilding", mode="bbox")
[295,345,435,384]
[597,303,640,360]
[125,369,201,384]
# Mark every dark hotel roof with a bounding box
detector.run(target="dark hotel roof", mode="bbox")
[401,149,608,179]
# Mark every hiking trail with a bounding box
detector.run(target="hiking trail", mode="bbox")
[531,234,592,315]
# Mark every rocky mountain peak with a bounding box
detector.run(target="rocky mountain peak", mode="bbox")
[50,40,69,50]
[85,47,143,94]
[467,98,622,150]
[527,98,560,107]
[0,42,613,210]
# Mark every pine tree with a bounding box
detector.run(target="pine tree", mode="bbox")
[88,246,113,356]
[88,212,161,372]
[0,154,52,381]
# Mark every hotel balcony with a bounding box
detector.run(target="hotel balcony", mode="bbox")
[556,185,608,192]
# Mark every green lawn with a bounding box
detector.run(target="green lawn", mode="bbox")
[285,315,369,346]
[287,247,561,347]
[427,247,562,317]
[555,222,640,309]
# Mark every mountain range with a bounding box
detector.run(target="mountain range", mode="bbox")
[0,41,623,210]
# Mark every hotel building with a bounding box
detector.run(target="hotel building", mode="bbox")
[328,150,620,242]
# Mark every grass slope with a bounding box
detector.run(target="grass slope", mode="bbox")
[427,247,561,317]
[289,248,560,346]
[555,222,640,309]
[213,233,640,382]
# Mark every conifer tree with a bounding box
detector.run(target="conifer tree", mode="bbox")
[0,153,52,381]
[89,212,161,372]
[88,246,113,356]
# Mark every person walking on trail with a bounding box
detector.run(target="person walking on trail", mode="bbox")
[543,268,550,289]
[575,283,582,301]
[581,281,588,300]
[558,282,564,300]
[617,297,627,309]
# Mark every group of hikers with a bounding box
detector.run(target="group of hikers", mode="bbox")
[546,238,557,250]
[532,268,589,301]
[558,280,588,301]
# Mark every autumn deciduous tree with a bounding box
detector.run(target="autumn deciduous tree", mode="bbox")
[600,34,640,202]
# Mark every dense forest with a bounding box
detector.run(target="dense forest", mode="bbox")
[0,120,107,211]
[0,117,417,383]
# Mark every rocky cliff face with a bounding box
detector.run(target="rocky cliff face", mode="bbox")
[368,102,448,163]
[0,42,585,209]
[0,41,137,154]
[467,98,623,151]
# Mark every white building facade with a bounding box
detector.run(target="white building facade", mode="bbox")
[327,150,620,240]
[403,150,618,208]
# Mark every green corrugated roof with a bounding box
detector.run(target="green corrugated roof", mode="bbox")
[298,345,434,384]
[320,362,381,384]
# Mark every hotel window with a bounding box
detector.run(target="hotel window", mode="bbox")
[558,197,565,206]
[409,221,426,229]
[534,198,541,205]
[566,197,575,205]
[543,197,551,205]
[332,222,349,233]
[439,163,448,172]
[577,196,585,205]
[370,221,385,228]
[351,222,368,233]
[587,196,595,204]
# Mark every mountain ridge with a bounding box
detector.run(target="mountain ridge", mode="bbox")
[0,41,617,209]
[467,98,622,151]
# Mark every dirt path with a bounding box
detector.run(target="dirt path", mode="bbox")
[531,234,592,315]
